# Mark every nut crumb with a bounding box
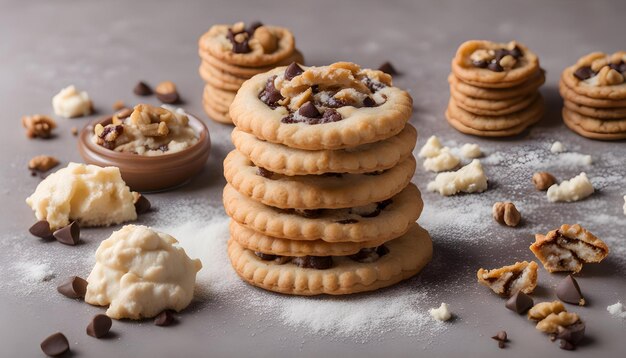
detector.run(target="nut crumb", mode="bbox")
[22,115,57,139]
[532,172,557,191]
[492,202,521,227]
[28,155,59,172]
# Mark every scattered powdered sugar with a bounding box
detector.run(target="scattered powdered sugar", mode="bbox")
[15,262,55,283]
[607,302,626,320]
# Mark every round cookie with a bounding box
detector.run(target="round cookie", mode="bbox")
[230,62,413,150]
[203,87,231,113]
[229,220,390,257]
[202,97,231,124]
[559,80,626,108]
[448,70,545,100]
[199,61,248,87]
[450,88,538,116]
[563,99,626,119]
[447,95,544,131]
[223,183,423,243]
[201,67,242,92]
[452,40,540,88]
[199,48,304,78]
[204,83,236,103]
[199,23,296,67]
[227,223,433,296]
[231,124,417,176]
[562,107,626,134]
[563,112,626,141]
[223,149,416,209]
[561,51,626,100]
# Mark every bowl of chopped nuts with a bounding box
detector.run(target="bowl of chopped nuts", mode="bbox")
[78,104,211,192]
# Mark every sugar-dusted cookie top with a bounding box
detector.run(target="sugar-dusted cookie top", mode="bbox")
[230,61,413,150]
[561,51,626,100]
[199,22,296,67]
[452,40,540,87]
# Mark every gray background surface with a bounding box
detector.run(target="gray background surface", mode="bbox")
[1,0,625,357]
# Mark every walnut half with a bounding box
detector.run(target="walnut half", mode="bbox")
[22,115,57,139]
[28,155,59,172]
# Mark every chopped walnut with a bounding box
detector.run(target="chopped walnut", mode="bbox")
[528,301,565,321]
[470,49,494,63]
[28,155,59,172]
[22,115,57,139]
[597,67,625,86]
[492,202,521,227]
[253,26,278,53]
[129,104,175,127]
[477,261,538,297]
[530,224,609,273]
[536,312,580,334]
[499,55,517,70]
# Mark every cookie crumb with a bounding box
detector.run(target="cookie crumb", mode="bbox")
[28,155,59,172]
[22,114,56,139]
[460,143,482,158]
[429,302,452,321]
[418,135,443,158]
[52,85,92,118]
[427,160,488,196]
[607,302,626,319]
[550,141,566,154]
[546,172,594,202]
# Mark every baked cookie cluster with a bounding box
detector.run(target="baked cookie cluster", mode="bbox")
[560,52,626,140]
[447,40,545,136]
[223,61,432,295]
[198,21,304,124]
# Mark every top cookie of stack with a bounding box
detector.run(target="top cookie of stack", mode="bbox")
[560,51,626,140]
[447,40,545,137]
[223,62,433,295]
[198,21,304,124]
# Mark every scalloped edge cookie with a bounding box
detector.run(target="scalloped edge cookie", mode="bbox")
[224,149,416,209]
[223,183,423,242]
[563,99,626,119]
[447,95,544,131]
[198,48,304,78]
[227,223,432,295]
[448,70,545,100]
[231,124,417,176]
[229,65,413,150]
[450,88,538,116]
[559,79,626,108]
[202,96,231,124]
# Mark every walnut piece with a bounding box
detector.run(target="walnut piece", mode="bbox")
[530,224,609,273]
[22,115,57,139]
[528,301,565,321]
[532,172,557,191]
[470,49,494,63]
[536,312,580,334]
[253,26,278,53]
[492,202,521,227]
[602,68,625,86]
[130,104,174,127]
[28,155,59,172]
[477,261,538,297]
[499,55,517,70]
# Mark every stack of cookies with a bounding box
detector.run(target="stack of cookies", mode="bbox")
[560,51,626,140]
[446,40,545,137]
[198,21,304,124]
[222,61,432,295]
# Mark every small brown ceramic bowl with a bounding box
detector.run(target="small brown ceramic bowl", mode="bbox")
[78,113,211,192]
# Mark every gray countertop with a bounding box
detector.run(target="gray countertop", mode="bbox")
[1,0,625,357]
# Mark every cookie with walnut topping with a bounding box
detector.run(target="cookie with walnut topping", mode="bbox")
[229,62,413,150]
[223,183,423,243]
[561,51,626,100]
[227,223,432,295]
[223,149,416,209]
[199,22,296,67]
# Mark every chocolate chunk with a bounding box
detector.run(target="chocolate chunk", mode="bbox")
[336,219,358,224]
[86,314,112,338]
[491,331,508,342]
[498,341,505,349]
[363,77,386,93]
[57,276,88,299]
[321,172,343,178]
[358,199,393,218]
[559,339,576,351]
[154,310,175,326]
[31,170,37,177]
[259,76,282,107]
[378,61,398,75]
[292,256,333,269]
[472,60,489,68]
[487,61,504,72]
[573,66,595,81]
[298,102,322,118]
[323,96,346,108]
[255,252,279,261]
[29,220,53,239]
[556,275,585,306]
[319,109,342,123]
[257,167,274,179]
[246,21,263,36]
[376,245,390,257]
[557,321,585,345]
[228,29,251,54]
[510,46,523,59]
[40,332,69,357]
[349,245,389,263]
[363,96,376,107]
[293,209,322,219]
[133,81,152,96]
[284,62,304,80]
[505,291,534,314]
[494,49,509,62]
[53,221,80,246]
[619,62,626,74]
[134,194,151,215]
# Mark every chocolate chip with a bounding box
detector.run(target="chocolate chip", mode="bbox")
[336,219,358,224]
[498,341,505,349]
[378,61,398,75]
[29,220,53,239]
[487,61,504,72]
[494,49,509,62]
[246,21,263,36]
[86,314,112,338]
[556,275,585,306]
[472,60,489,68]
[619,62,626,74]
[376,245,390,256]
[559,339,576,351]
[254,252,279,261]
[57,276,88,299]
[154,310,176,326]
[292,256,333,269]
[159,144,169,152]
[134,194,151,215]
[53,221,80,246]
[298,102,322,118]
[363,77,386,93]
[491,331,508,342]
[284,62,304,81]
[99,124,124,139]
[573,66,595,81]
[510,46,523,59]
[257,167,274,179]
[505,291,534,314]
[363,96,376,107]
[319,108,342,123]
[557,321,585,344]
[323,96,346,108]
[133,81,152,96]
[259,76,282,107]
[349,245,389,263]
[293,209,323,219]
[31,170,37,177]
[358,199,393,218]
[232,39,251,54]
[40,332,69,357]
